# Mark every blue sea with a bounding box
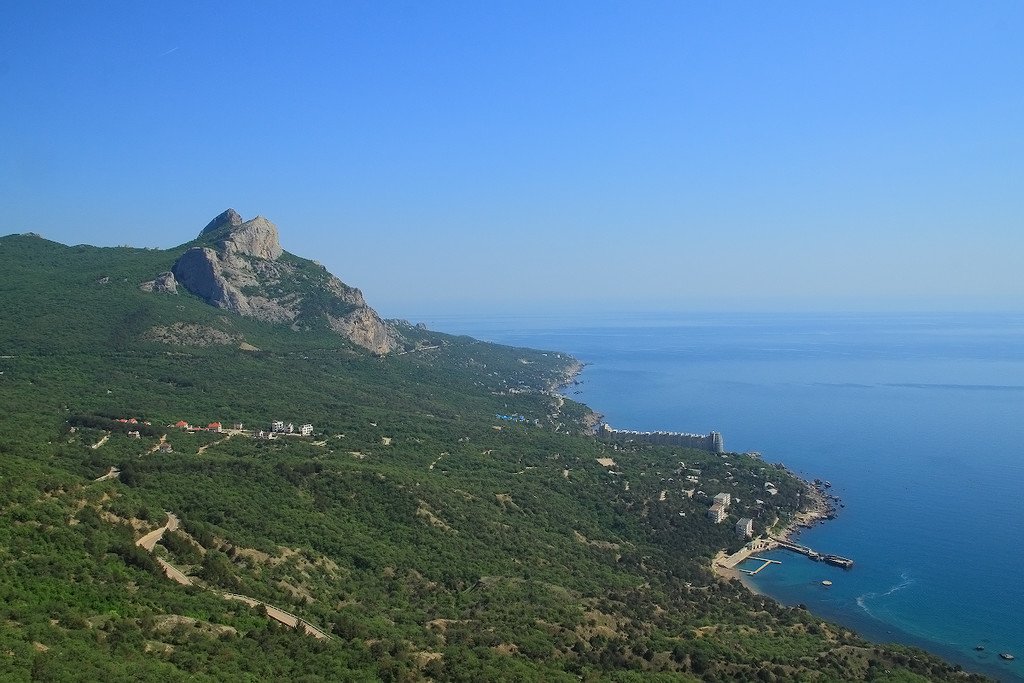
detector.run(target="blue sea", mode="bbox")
[417,312,1024,681]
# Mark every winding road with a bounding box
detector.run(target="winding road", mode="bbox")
[135,512,179,551]
[134,512,331,640]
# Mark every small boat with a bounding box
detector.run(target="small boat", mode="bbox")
[821,580,833,587]
[1000,653,1015,661]
[975,645,985,651]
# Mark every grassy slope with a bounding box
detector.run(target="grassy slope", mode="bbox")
[0,234,982,682]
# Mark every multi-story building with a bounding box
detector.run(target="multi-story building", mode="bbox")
[707,502,727,524]
[735,517,754,538]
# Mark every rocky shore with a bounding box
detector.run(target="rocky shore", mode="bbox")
[775,478,842,542]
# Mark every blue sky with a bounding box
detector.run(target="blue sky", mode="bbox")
[1,2,1021,315]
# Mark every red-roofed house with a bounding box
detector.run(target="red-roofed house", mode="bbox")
[208,422,222,433]
[175,420,189,429]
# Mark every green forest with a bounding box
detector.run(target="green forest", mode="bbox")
[0,233,984,681]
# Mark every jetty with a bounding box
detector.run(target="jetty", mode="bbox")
[717,536,854,578]
[774,538,854,569]
[743,557,782,575]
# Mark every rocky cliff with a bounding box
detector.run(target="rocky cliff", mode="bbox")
[166,209,400,355]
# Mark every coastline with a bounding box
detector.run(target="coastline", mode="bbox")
[490,315,1017,682]
[711,477,837,585]
[550,357,604,431]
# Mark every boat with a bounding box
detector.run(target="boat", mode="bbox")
[821,580,832,587]
[974,645,985,651]
[1000,653,1015,661]
[823,554,854,569]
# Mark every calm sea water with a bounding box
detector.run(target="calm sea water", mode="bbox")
[418,312,1024,681]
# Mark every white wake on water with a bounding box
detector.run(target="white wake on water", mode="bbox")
[856,571,915,617]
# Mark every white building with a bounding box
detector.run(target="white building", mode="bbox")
[271,420,285,433]
[300,423,313,436]
[286,423,295,434]
[713,492,731,508]
[707,502,727,524]
[735,517,754,538]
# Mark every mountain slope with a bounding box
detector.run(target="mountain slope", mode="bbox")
[166,209,400,355]
[0,221,985,682]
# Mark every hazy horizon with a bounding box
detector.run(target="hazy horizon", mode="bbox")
[2,3,1021,314]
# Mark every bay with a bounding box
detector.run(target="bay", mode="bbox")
[415,311,1024,681]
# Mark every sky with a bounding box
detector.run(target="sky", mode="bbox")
[1,2,1021,316]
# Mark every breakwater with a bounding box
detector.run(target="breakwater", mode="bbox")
[597,423,724,453]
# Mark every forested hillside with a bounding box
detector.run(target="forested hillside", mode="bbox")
[0,232,982,681]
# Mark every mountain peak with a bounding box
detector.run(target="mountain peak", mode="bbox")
[168,210,400,354]
[200,208,243,235]
[197,210,282,261]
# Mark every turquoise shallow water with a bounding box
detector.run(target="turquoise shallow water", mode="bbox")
[418,312,1024,681]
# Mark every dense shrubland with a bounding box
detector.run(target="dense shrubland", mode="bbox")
[0,235,982,681]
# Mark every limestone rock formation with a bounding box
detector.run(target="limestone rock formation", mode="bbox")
[139,271,178,294]
[327,308,402,357]
[166,209,400,354]
[172,247,261,317]
[145,323,240,346]
[221,215,283,261]
[200,208,243,235]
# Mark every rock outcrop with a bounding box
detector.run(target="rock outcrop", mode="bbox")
[145,323,240,347]
[166,209,400,354]
[327,308,402,357]
[220,215,283,261]
[200,208,243,235]
[139,271,178,294]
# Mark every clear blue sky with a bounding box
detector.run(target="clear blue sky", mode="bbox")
[1,2,1021,315]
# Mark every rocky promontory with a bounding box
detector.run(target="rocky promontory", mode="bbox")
[161,209,400,355]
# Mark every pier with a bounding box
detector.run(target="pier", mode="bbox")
[717,537,853,578]
[774,538,854,569]
[743,557,782,575]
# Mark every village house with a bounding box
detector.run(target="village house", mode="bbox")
[300,423,313,436]
[271,420,285,433]
[207,422,222,433]
[158,442,173,454]
[127,430,141,439]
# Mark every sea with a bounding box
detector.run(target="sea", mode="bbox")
[415,311,1024,681]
